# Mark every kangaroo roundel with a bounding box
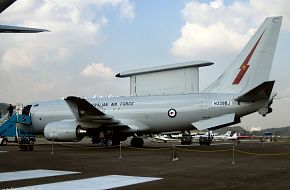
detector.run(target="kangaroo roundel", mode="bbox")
[168,109,177,118]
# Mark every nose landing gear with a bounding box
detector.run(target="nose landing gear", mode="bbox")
[19,137,35,151]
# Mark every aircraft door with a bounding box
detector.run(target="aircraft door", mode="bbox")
[22,105,32,115]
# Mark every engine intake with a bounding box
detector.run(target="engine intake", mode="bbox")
[44,120,86,141]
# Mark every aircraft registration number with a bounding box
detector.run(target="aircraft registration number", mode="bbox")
[212,100,232,106]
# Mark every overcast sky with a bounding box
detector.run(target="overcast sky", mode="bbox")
[0,0,289,130]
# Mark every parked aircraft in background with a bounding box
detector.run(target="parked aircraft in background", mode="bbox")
[153,130,252,144]
[235,133,253,140]
[152,134,181,143]
[17,16,282,148]
[214,132,253,141]
[212,131,232,141]
[0,0,49,33]
[225,133,238,141]
[191,131,212,140]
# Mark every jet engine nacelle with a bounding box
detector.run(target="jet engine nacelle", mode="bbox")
[258,107,273,117]
[44,120,86,142]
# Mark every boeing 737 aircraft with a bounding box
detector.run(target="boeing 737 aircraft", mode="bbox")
[18,16,282,147]
[0,0,48,33]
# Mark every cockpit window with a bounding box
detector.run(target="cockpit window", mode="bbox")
[33,104,39,107]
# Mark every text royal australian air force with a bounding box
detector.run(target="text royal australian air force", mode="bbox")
[92,101,135,108]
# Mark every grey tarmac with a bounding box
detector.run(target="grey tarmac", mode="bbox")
[1,139,290,190]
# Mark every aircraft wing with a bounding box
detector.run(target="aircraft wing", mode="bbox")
[0,0,17,14]
[191,113,238,130]
[64,96,113,122]
[64,96,149,132]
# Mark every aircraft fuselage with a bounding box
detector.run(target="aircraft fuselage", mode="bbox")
[19,93,268,135]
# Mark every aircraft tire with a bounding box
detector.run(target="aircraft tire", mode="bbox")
[22,145,28,151]
[112,138,120,146]
[181,134,192,145]
[19,144,24,150]
[91,136,98,144]
[131,137,144,148]
[28,139,34,151]
[131,137,137,147]
[138,138,144,147]
[106,140,113,146]
[19,137,34,151]
[111,131,121,146]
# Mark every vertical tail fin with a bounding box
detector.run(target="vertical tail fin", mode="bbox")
[232,133,237,139]
[203,16,282,94]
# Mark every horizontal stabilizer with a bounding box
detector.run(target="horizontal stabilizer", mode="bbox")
[191,113,236,130]
[0,25,50,33]
[235,81,275,102]
[0,0,17,14]
[0,0,49,33]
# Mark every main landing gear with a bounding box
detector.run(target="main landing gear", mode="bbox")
[130,136,144,148]
[199,135,213,146]
[19,137,35,151]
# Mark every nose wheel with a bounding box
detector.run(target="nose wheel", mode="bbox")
[19,137,35,151]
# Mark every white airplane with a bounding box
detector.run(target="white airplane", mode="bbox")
[17,16,282,148]
[191,132,211,140]
[212,131,232,141]
[220,132,238,141]
[152,134,181,143]
[213,131,254,141]
[0,0,49,33]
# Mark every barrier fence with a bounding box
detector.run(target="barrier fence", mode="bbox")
[4,143,290,163]
[234,149,290,156]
